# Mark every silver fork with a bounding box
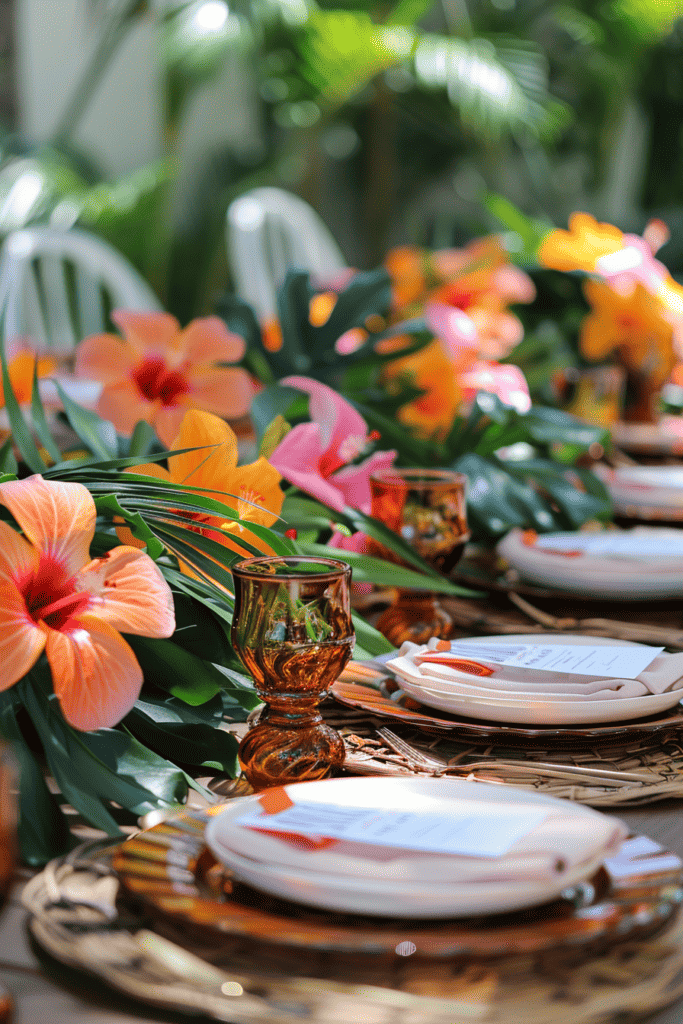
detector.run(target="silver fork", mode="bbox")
[376,727,655,786]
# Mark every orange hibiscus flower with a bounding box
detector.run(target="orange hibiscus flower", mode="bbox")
[382,340,464,439]
[0,346,57,407]
[580,279,676,387]
[538,213,625,274]
[118,409,285,572]
[74,310,253,447]
[0,475,175,731]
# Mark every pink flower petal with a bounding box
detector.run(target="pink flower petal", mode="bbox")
[331,449,397,514]
[460,361,531,413]
[178,316,246,364]
[280,375,368,470]
[184,366,255,419]
[0,475,96,579]
[96,380,155,436]
[45,614,143,731]
[0,521,46,692]
[79,547,175,638]
[74,333,138,385]
[111,310,181,357]
[425,303,479,369]
[270,422,348,511]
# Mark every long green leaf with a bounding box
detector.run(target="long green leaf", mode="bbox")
[0,690,72,865]
[53,380,118,459]
[0,338,47,473]
[299,541,481,595]
[128,636,223,706]
[31,364,61,463]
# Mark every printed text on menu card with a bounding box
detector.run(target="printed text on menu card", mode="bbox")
[235,802,550,857]
[438,643,664,678]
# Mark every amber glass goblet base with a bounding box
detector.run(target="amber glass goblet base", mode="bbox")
[376,590,453,647]
[231,557,354,790]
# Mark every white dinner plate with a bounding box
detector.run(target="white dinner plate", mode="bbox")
[387,635,683,725]
[595,465,683,519]
[497,528,683,599]
[205,777,625,917]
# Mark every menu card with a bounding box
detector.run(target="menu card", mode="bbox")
[235,801,550,858]
[425,642,664,679]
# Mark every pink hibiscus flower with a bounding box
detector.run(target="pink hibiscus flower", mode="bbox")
[269,376,396,512]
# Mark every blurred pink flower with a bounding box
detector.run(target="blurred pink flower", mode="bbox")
[74,310,253,447]
[459,361,531,413]
[269,376,396,512]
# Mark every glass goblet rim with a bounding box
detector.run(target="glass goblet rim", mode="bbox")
[231,555,352,582]
[370,467,468,489]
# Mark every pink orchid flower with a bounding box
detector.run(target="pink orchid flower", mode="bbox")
[269,376,396,512]
[74,310,254,447]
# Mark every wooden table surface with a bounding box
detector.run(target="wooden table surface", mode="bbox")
[2,799,683,1024]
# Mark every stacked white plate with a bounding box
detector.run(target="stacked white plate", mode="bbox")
[595,465,683,520]
[497,526,683,600]
[205,777,627,918]
[386,635,683,725]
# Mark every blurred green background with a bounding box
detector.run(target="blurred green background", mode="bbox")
[3,0,683,328]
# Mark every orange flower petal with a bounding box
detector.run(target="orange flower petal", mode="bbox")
[45,614,143,731]
[79,547,175,638]
[111,310,181,357]
[74,333,138,385]
[177,316,246,365]
[184,366,254,419]
[0,521,45,692]
[152,405,187,449]
[168,409,238,491]
[231,458,284,526]
[0,476,95,578]
[97,381,156,436]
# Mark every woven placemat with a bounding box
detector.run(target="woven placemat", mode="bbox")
[326,667,683,807]
[21,826,683,1024]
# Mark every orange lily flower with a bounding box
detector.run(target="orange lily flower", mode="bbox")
[538,213,625,274]
[118,409,285,572]
[0,475,175,731]
[0,347,57,407]
[580,279,676,387]
[74,310,254,447]
[382,340,464,439]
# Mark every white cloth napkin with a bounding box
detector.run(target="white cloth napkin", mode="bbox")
[216,801,627,886]
[387,639,683,701]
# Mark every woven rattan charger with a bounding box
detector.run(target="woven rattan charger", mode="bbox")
[331,580,683,808]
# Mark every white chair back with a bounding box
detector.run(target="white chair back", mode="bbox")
[227,187,347,321]
[0,227,162,350]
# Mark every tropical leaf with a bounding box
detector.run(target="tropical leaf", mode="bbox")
[299,540,482,594]
[412,33,569,142]
[53,381,118,460]
[0,689,73,865]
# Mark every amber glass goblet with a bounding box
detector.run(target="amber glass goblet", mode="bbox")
[231,556,354,790]
[0,743,17,1023]
[368,468,470,647]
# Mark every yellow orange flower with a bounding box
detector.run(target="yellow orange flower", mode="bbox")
[118,410,285,573]
[382,340,463,439]
[74,310,253,447]
[0,348,56,407]
[580,279,676,387]
[538,213,624,274]
[0,475,174,731]
[384,246,429,309]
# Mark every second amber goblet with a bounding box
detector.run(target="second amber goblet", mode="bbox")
[231,556,354,790]
[368,468,470,646]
